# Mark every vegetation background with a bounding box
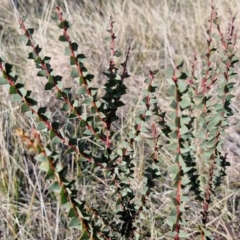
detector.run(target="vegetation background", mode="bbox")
[0,0,239,239]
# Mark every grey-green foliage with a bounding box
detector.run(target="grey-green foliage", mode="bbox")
[0,3,238,240]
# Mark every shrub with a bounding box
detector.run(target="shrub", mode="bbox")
[0,2,238,240]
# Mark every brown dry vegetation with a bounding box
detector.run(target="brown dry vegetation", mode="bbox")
[0,0,240,239]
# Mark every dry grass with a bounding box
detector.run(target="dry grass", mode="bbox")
[0,0,240,239]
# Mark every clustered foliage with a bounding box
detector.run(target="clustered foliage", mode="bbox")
[0,3,238,240]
